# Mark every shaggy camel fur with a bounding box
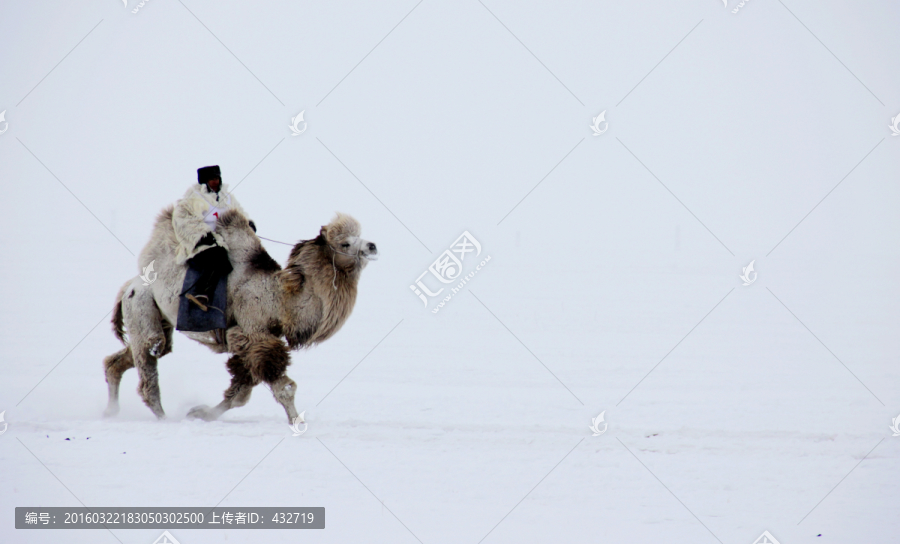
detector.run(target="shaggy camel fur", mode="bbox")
[102,208,377,422]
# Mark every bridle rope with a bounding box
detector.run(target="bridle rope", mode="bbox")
[331,244,360,290]
[257,234,359,291]
[257,235,293,246]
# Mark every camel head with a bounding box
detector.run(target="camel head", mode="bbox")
[275,213,376,346]
[320,213,378,269]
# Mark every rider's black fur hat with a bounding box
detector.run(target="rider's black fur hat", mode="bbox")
[198,165,221,185]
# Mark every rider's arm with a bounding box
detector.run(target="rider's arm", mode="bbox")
[172,192,214,253]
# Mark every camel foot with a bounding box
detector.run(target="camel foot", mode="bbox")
[186,404,219,421]
[103,403,120,418]
[271,376,299,425]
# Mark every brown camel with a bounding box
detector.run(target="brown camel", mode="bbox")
[102,208,377,422]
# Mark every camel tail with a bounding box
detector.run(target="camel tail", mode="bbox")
[111,281,130,345]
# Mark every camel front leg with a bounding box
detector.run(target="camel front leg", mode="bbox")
[224,327,298,423]
[248,337,298,424]
[188,354,257,421]
[191,327,297,423]
[271,375,300,424]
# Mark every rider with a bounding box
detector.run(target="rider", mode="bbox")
[172,165,255,329]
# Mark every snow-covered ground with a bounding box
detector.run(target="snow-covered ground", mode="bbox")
[2,1,899,543]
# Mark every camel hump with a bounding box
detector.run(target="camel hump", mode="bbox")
[213,208,277,272]
[217,208,248,230]
[154,205,175,228]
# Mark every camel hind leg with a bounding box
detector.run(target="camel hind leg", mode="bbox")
[104,281,133,417]
[103,347,134,417]
[121,284,169,419]
[133,348,165,418]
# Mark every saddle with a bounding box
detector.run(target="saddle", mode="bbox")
[176,249,230,333]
